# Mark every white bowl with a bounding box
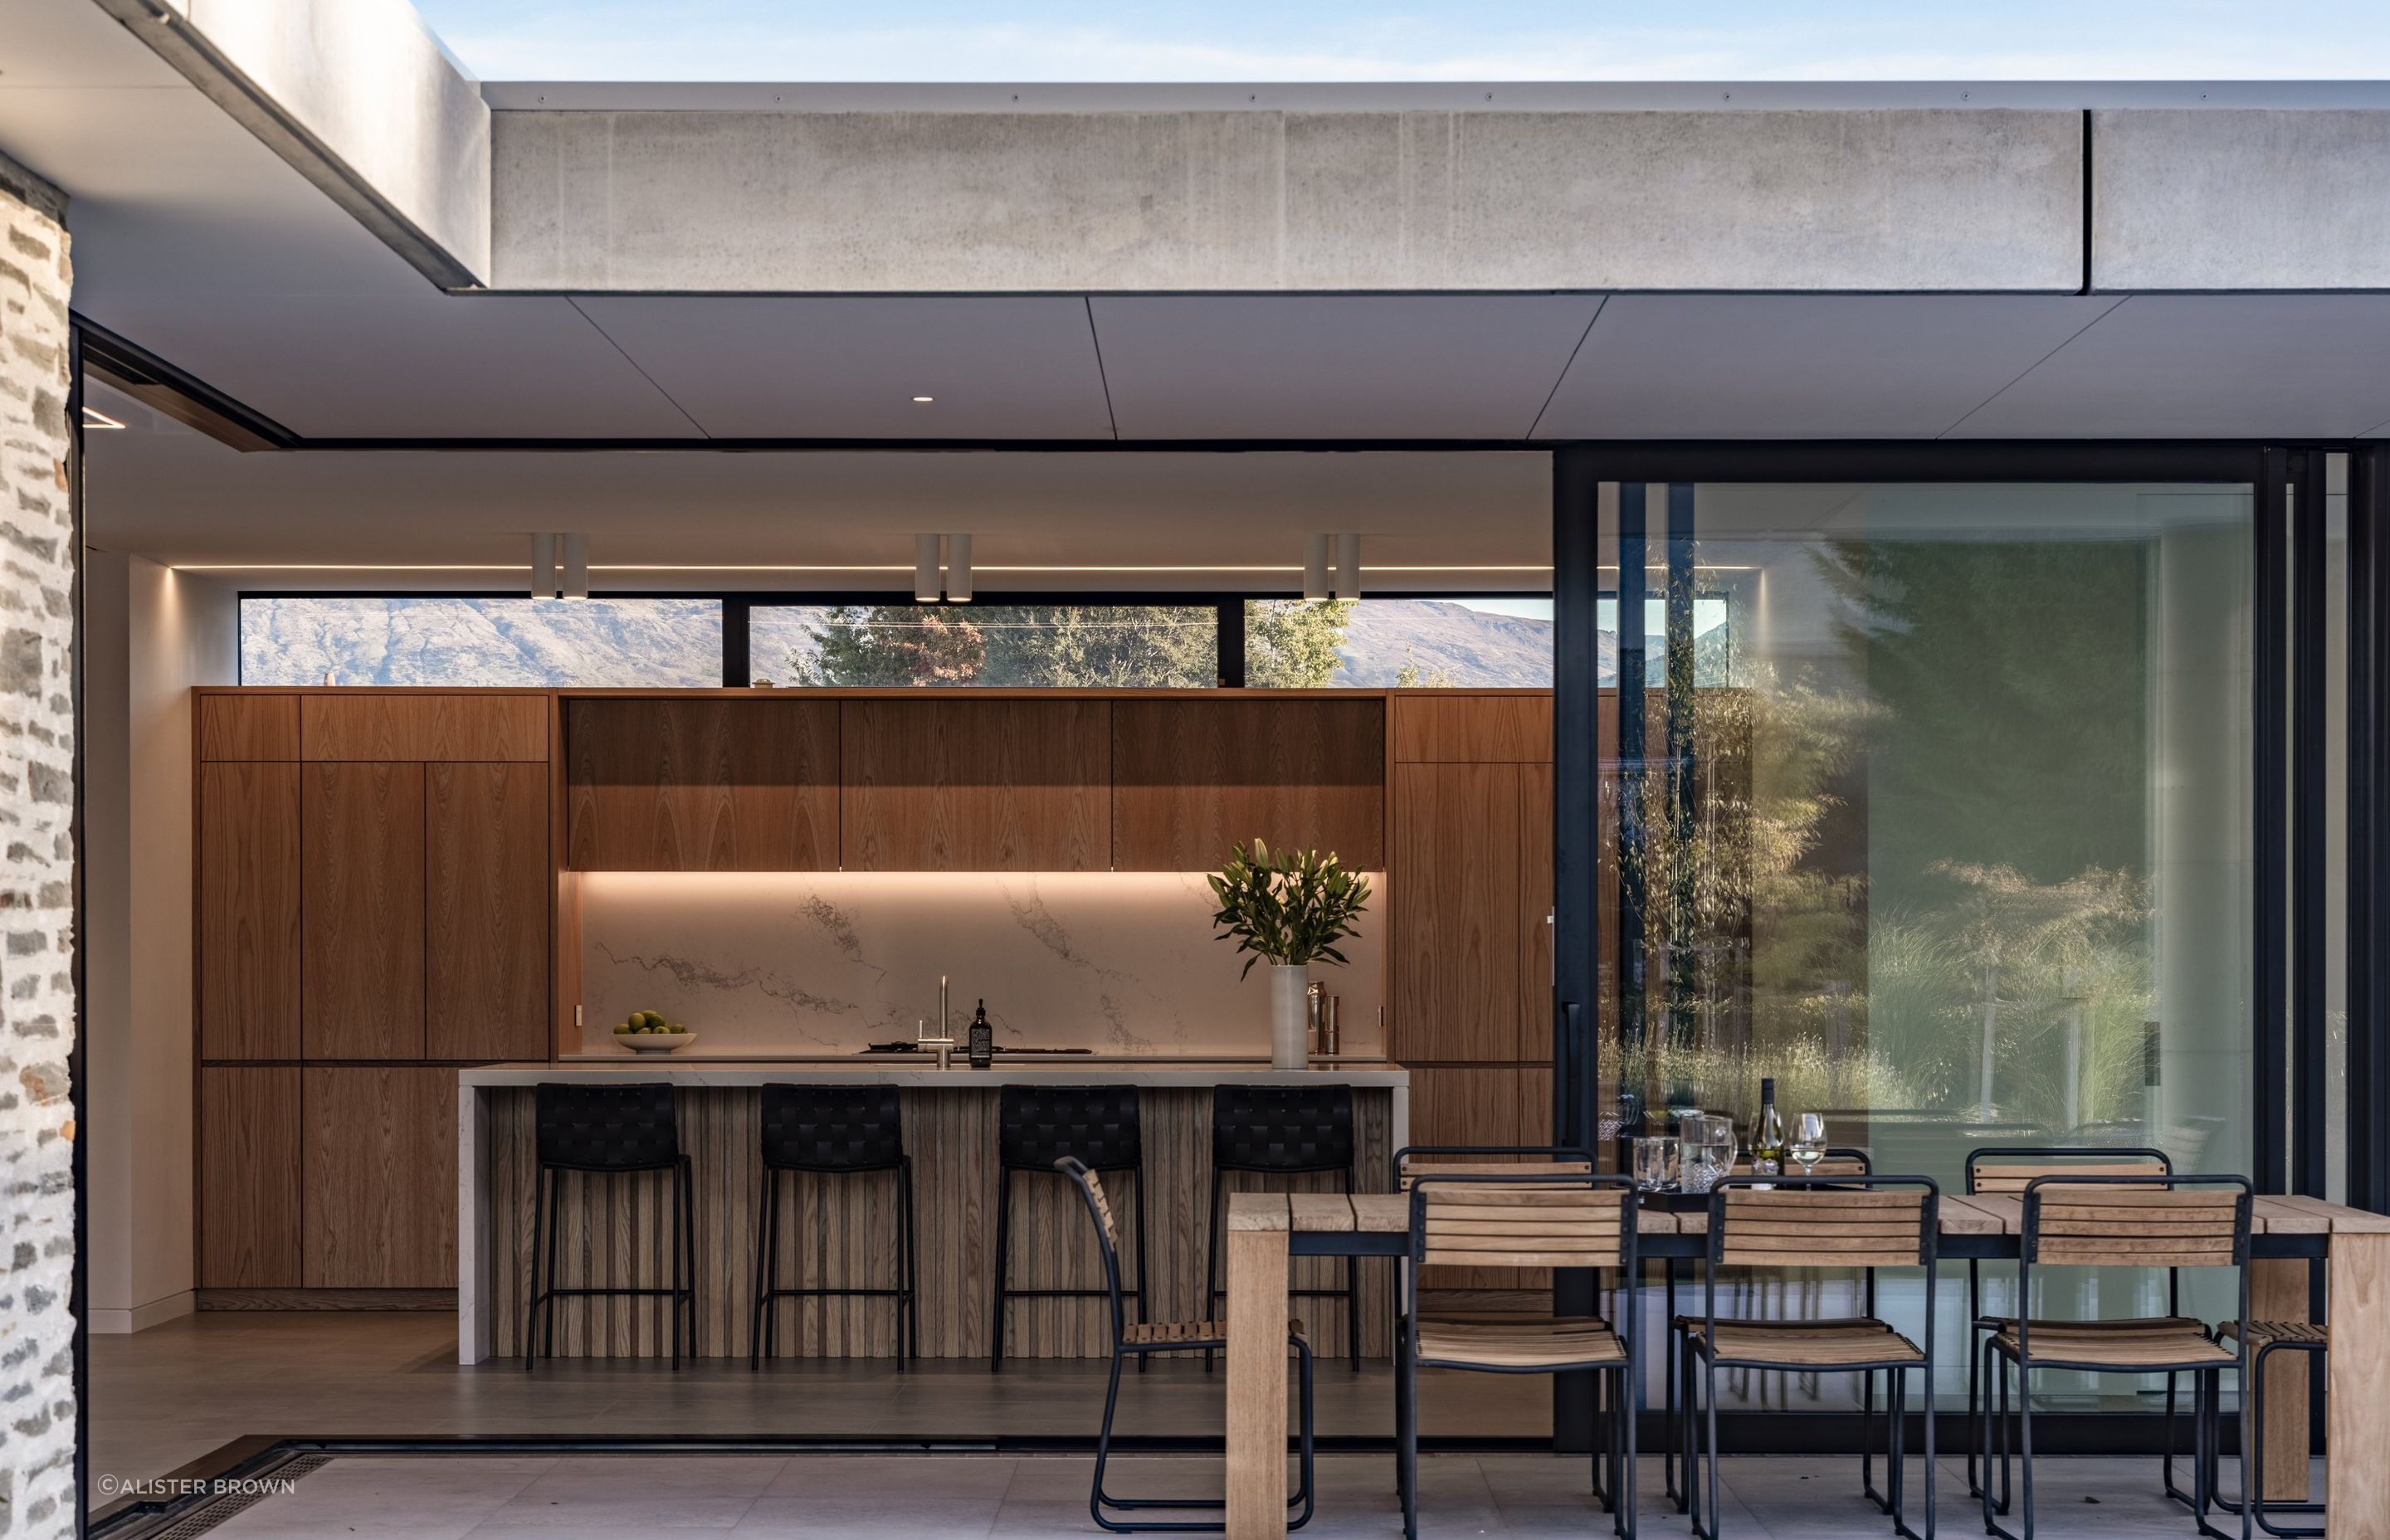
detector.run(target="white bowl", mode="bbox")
[617,1031,697,1054]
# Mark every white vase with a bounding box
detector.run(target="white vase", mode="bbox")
[1269,964,1312,1070]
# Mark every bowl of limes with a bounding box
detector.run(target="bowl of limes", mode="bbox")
[613,1011,695,1053]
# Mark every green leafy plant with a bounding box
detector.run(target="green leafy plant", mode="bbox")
[1207,840,1372,978]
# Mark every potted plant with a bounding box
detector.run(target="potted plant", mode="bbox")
[1208,840,1373,1069]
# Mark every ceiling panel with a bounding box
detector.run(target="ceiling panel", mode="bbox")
[1534,294,2124,440]
[85,291,705,438]
[574,296,1115,439]
[1950,295,2390,439]
[1090,295,1603,439]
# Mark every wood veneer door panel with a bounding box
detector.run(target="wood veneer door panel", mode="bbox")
[1110,699,1384,870]
[1391,762,1521,1064]
[1517,761,1554,1064]
[1409,1066,1524,1289]
[564,699,837,870]
[1392,694,1554,763]
[842,699,1110,870]
[199,763,303,1060]
[199,1067,302,1287]
[198,694,299,760]
[302,1066,458,1287]
[302,763,427,1059]
[427,763,549,1060]
[302,694,548,762]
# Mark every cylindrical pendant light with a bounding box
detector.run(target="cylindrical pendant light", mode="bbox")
[1335,533,1363,599]
[945,534,973,603]
[1304,534,1330,602]
[529,533,557,599]
[915,534,943,602]
[560,534,589,601]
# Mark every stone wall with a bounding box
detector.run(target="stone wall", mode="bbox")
[0,149,76,1540]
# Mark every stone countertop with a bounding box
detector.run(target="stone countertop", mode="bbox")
[461,1059,1408,1089]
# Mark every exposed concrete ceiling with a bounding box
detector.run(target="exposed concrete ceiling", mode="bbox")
[11,0,2390,592]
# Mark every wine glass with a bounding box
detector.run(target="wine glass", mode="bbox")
[1789,1112,1828,1177]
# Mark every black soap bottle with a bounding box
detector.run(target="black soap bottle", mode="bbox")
[968,1000,993,1069]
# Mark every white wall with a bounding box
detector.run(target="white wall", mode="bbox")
[85,551,237,1332]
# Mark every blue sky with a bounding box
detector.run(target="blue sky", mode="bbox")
[412,1,2390,81]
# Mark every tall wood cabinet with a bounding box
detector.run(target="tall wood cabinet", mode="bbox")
[1386,692,1555,1289]
[196,690,550,1294]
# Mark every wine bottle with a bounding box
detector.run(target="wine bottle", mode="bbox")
[1751,1077,1786,1184]
[968,1000,993,1070]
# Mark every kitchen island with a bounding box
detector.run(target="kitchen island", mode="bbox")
[457,1060,1408,1363]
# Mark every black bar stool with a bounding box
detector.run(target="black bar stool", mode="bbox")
[1203,1084,1361,1370]
[524,1081,695,1369]
[752,1082,918,1369]
[993,1084,1146,1372]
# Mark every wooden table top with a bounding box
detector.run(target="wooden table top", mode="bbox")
[1226,1190,2390,1235]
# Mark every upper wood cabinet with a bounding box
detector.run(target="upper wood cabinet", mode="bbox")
[302,694,547,762]
[427,762,549,1060]
[1392,761,1523,1063]
[842,699,1110,870]
[1110,699,1384,870]
[1393,694,1554,763]
[564,698,837,870]
[199,762,303,1060]
[303,762,427,1059]
[198,1066,302,1287]
[198,694,299,760]
[302,1066,457,1287]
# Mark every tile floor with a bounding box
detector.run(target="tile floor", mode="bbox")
[188,1451,2276,1540]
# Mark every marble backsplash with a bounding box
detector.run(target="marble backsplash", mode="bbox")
[575,871,1388,1058]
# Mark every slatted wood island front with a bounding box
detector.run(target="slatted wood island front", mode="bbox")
[456,1063,1410,1362]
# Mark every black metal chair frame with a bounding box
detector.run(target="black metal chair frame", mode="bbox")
[1680,1173,1939,1540]
[1204,1086,1363,1372]
[993,1085,1149,1372]
[524,1084,696,1371]
[1056,1155,1315,1534]
[1663,1145,1879,1515]
[750,1083,918,1371]
[1961,1145,2186,1514]
[2201,1331,2325,1538]
[1397,1170,1640,1540]
[1978,1173,2254,1540]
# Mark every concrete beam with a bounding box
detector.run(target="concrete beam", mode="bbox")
[490,108,2085,294]
[94,0,490,288]
[2094,110,2390,291]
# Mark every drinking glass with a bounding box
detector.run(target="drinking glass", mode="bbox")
[1632,1135,1679,1193]
[1677,1118,1713,1194]
[1789,1112,1828,1177]
[1702,1115,1736,1183]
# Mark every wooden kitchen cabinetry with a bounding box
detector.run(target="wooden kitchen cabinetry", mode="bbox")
[198,761,302,1060]
[564,697,838,870]
[1110,698,1384,870]
[198,1066,303,1288]
[427,762,550,1060]
[841,698,1110,870]
[301,1066,458,1288]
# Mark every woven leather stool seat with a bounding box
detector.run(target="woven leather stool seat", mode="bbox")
[1000,1084,1142,1172]
[536,1081,680,1170]
[1213,1085,1354,1173]
[762,1083,904,1172]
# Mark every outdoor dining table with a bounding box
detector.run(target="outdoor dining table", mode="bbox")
[1222,1184,2390,1540]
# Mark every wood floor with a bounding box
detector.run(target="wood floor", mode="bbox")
[90,1312,1546,1493]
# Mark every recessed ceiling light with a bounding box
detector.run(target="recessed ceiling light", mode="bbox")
[82,407,126,430]
[911,395,934,403]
